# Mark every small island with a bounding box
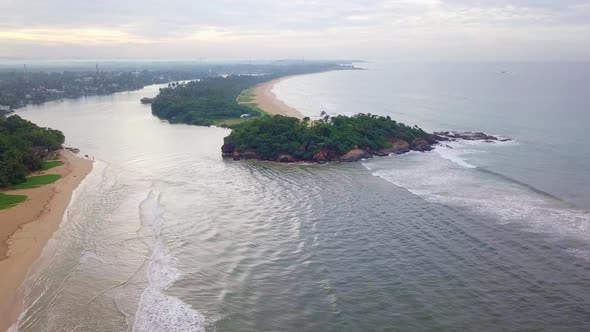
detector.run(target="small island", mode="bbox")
[222,114,436,163]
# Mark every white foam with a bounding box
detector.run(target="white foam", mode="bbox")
[363,149,590,245]
[435,144,479,169]
[433,137,512,169]
[133,191,204,332]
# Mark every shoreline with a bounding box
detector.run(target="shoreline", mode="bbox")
[0,150,93,332]
[250,76,305,119]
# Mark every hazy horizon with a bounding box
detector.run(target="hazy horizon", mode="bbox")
[2,0,589,61]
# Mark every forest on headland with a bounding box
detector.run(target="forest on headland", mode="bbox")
[150,62,351,126]
[0,115,64,186]
[222,114,436,163]
[152,75,268,126]
[148,62,439,163]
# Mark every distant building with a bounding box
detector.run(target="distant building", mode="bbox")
[240,114,252,118]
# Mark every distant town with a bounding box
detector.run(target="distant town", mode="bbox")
[0,61,356,115]
[0,67,204,114]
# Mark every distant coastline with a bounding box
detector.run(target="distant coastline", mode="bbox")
[0,150,93,331]
[149,63,351,127]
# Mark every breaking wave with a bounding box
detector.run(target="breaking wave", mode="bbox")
[133,190,205,332]
[363,140,590,245]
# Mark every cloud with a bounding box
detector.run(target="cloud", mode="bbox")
[0,0,589,60]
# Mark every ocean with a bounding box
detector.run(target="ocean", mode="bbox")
[12,62,590,331]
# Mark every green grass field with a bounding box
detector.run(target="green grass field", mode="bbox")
[0,193,27,210]
[41,160,64,171]
[243,103,269,116]
[237,87,256,103]
[12,174,62,190]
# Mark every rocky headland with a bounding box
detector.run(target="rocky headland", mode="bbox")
[222,115,510,164]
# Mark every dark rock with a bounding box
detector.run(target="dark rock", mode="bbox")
[390,138,411,154]
[232,151,241,160]
[241,150,259,160]
[433,131,510,142]
[313,148,339,163]
[64,146,80,154]
[221,142,235,154]
[222,142,236,158]
[370,150,388,157]
[376,138,410,155]
[277,154,296,163]
[432,134,452,142]
[340,148,373,162]
[411,138,433,152]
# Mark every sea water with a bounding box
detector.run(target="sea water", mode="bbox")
[11,62,590,331]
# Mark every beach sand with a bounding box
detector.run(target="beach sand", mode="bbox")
[249,77,304,119]
[0,150,92,331]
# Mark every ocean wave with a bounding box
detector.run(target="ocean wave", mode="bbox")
[133,190,204,332]
[363,148,590,244]
[433,137,518,169]
[434,144,479,169]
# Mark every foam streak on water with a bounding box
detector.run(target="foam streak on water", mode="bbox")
[133,190,204,332]
[363,141,590,253]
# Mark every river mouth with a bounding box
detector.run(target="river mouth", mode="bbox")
[11,76,590,331]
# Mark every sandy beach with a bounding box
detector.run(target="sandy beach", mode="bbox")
[249,77,305,119]
[0,150,92,331]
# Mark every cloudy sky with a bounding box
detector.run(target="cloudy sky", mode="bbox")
[1,0,589,60]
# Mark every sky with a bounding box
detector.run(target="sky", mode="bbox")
[1,0,589,61]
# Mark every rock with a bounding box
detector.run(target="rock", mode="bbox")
[241,150,259,160]
[389,138,410,154]
[221,142,235,153]
[277,154,296,163]
[313,148,339,163]
[340,148,373,162]
[435,131,499,141]
[432,134,452,142]
[370,150,388,157]
[221,142,236,158]
[410,138,433,152]
[232,151,241,160]
[64,146,80,154]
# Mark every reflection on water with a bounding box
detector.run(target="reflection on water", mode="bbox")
[12,83,590,331]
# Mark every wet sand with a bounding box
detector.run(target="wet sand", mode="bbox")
[0,150,93,331]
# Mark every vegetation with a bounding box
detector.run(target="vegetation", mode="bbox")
[0,193,27,210]
[152,76,268,126]
[0,68,207,109]
[151,63,347,126]
[222,113,434,162]
[0,115,65,186]
[41,160,64,170]
[11,174,61,190]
